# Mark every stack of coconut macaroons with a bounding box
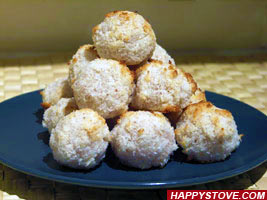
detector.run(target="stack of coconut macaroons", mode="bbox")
[41,11,242,170]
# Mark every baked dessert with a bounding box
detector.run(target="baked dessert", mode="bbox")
[49,109,110,169]
[111,111,178,169]
[41,77,73,109]
[165,88,206,125]
[72,58,135,119]
[92,11,156,65]
[131,60,197,112]
[150,43,175,65]
[42,97,78,133]
[175,101,241,162]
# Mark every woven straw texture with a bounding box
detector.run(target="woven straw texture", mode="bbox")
[0,53,266,199]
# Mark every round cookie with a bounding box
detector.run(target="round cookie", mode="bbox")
[131,61,197,113]
[150,43,175,65]
[49,109,110,169]
[42,98,78,133]
[41,77,73,109]
[188,88,206,105]
[111,111,178,169]
[92,11,156,65]
[165,88,206,125]
[175,101,241,162]
[72,58,135,119]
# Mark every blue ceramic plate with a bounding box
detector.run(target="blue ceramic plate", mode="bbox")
[0,90,266,189]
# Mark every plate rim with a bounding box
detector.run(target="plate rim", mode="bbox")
[0,90,266,189]
[0,151,266,189]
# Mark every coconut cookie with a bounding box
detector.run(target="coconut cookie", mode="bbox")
[175,101,241,162]
[93,11,156,65]
[49,109,110,169]
[111,111,178,169]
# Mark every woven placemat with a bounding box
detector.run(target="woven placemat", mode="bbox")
[0,53,266,199]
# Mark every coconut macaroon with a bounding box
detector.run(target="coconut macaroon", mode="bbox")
[150,44,175,65]
[175,101,241,163]
[111,111,178,169]
[189,88,206,105]
[72,58,135,119]
[165,88,206,125]
[131,61,197,113]
[42,98,78,133]
[92,11,156,65]
[69,44,98,84]
[49,109,110,169]
[40,77,73,109]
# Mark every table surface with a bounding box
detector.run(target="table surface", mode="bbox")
[0,53,266,200]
